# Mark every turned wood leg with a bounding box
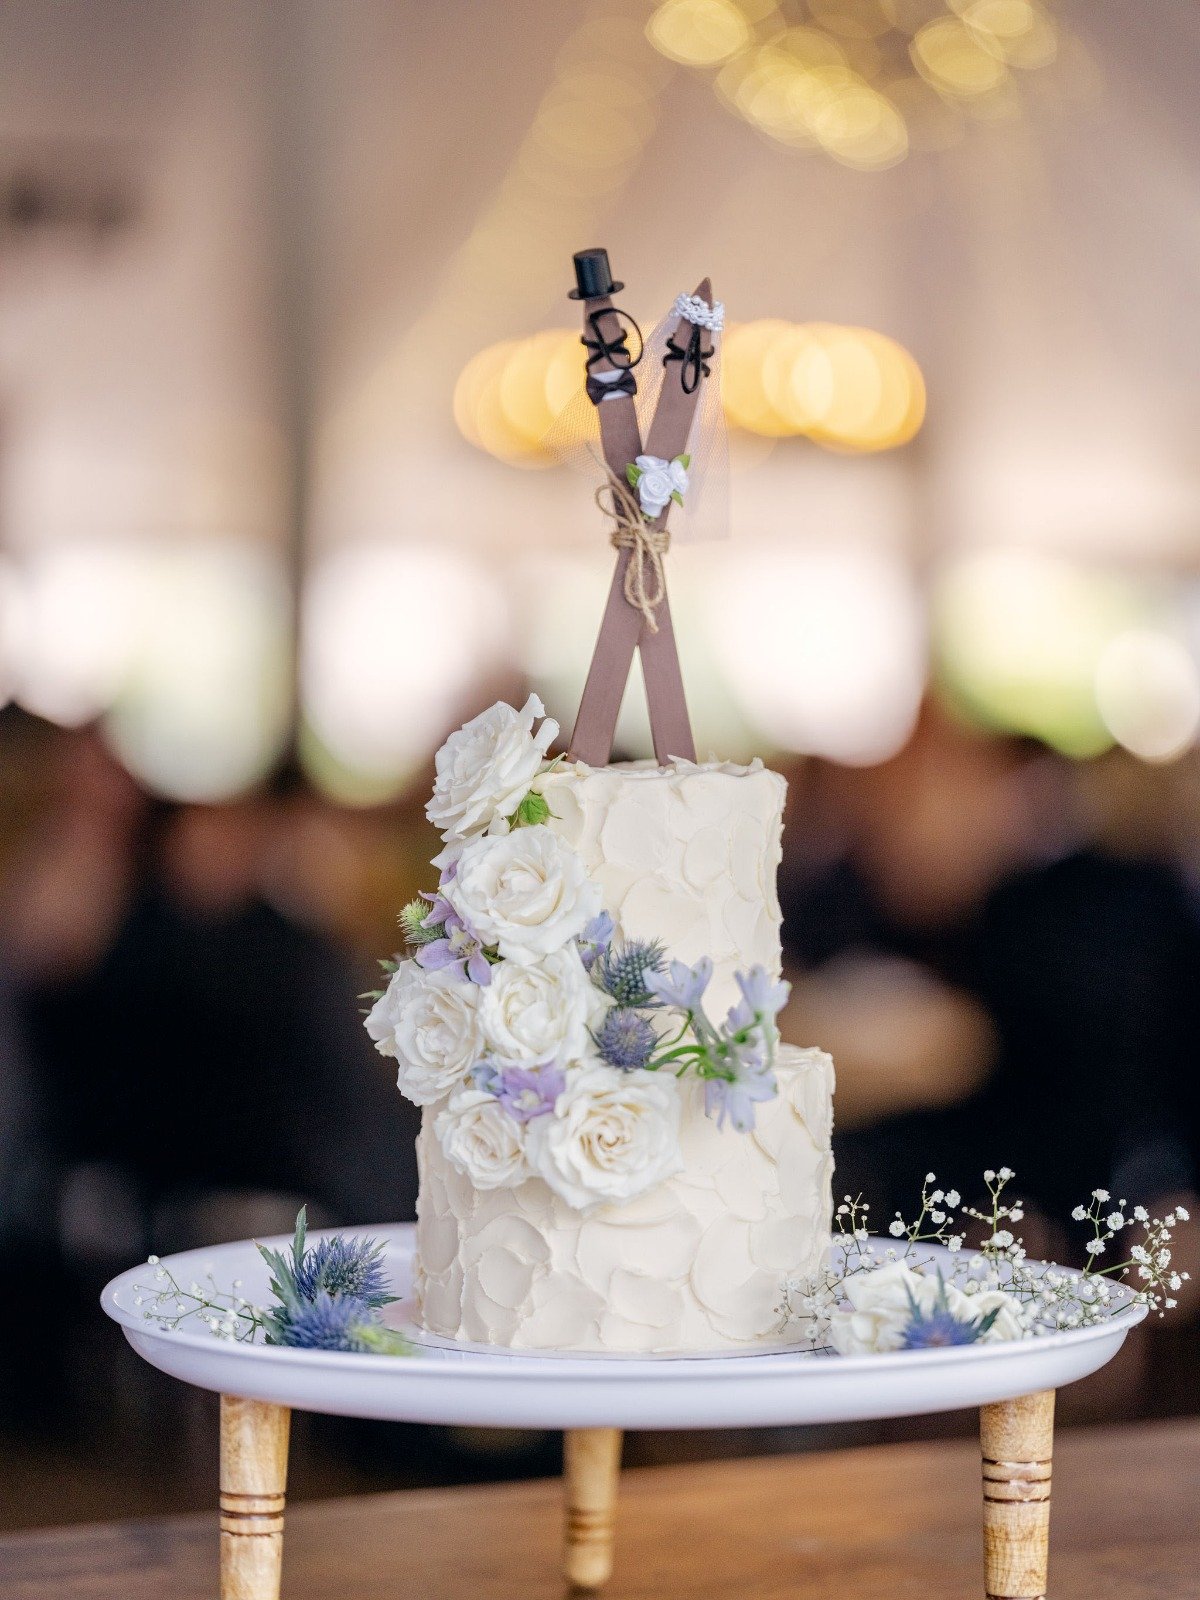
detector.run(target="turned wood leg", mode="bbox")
[220,1395,291,1600]
[980,1390,1055,1600]
[563,1427,622,1592]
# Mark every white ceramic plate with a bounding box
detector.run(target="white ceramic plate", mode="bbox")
[102,1225,1146,1429]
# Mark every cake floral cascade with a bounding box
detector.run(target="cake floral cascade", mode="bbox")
[780,1169,1190,1352]
[365,695,790,1212]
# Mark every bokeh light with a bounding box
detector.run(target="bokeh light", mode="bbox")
[457,321,925,463]
[1095,630,1200,764]
[646,0,752,66]
[933,549,1141,757]
[712,544,926,764]
[301,544,511,797]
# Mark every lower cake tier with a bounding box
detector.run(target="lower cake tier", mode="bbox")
[414,1045,834,1354]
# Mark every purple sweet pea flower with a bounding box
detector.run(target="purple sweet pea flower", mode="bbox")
[704,1049,777,1132]
[576,911,615,973]
[727,965,790,1030]
[416,911,492,985]
[494,1063,566,1123]
[644,956,712,1011]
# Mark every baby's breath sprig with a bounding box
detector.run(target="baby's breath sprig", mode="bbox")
[780,1168,1191,1347]
[132,1259,266,1342]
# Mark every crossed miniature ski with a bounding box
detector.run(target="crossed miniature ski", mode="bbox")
[564,249,721,767]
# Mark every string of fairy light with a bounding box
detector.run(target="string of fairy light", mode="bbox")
[644,0,1066,170]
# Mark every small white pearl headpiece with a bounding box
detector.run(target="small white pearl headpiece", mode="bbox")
[673,292,725,332]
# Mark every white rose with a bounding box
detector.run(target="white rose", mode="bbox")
[365,960,483,1106]
[828,1264,1027,1354]
[427,695,558,843]
[445,825,600,966]
[828,1262,937,1355]
[525,1066,683,1211]
[434,1088,529,1189]
[478,946,605,1067]
[633,454,688,518]
[968,1286,1027,1343]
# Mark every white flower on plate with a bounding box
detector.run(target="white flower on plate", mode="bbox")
[434,1088,529,1189]
[426,695,558,843]
[525,1065,683,1211]
[828,1261,1025,1354]
[630,454,688,518]
[478,945,605,1067]
[444,824,601,966]
[365,959,484,1106]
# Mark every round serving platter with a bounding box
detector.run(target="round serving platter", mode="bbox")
[102,1224,1145,1430]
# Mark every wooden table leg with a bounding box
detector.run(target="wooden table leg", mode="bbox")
[980,1390,1055,1600]
[220,1395,291,1600]
[563,1427,622,1592]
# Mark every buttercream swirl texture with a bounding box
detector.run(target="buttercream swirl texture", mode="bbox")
[416,1044,834,1352]
[413,756,835,1354]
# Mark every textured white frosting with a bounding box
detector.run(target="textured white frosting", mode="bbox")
[415,1044,834,1352]
[538,758,786,1016]
[413,757,836,1355]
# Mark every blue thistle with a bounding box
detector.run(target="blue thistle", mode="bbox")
[594,1007,657,1070]
[595,939,666,1007]
[277,1291,376,1351]
[293,1236,393,1308]
[899,1273,1000,1348]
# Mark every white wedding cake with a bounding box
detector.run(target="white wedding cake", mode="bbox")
[366,699,835,1355]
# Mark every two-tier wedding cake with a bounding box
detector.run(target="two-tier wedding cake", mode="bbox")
[366,701,834,1354]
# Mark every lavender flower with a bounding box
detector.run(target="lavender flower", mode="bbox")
[594,1007,657,1070]
[643,956,712,1011]
[576,911,615,973]
[415,910,492,985]
[494,1063,565,1123]
[293,1235,393,1308]
[595,938,666,1006]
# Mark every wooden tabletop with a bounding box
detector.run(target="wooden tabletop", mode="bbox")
[1,1418,1196,1599]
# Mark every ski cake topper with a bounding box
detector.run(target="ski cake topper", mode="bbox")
[560,248,726,768]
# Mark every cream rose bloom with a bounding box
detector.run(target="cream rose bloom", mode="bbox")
[828,1262,1025,1354]
[525,1066,683,1211]
[427,695,558,842]
[434,1088,529,1189]
[365,960,483,1107]
[478,946,605,1067]
[444,825,601,966]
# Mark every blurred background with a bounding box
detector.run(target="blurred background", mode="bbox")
[1,0,1199,1529]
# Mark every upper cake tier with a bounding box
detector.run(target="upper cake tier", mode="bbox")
[538,758,786,1015]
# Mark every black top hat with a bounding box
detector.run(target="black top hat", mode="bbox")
[569,247,624,301]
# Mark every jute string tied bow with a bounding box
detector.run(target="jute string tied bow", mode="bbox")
[595,474,669,633]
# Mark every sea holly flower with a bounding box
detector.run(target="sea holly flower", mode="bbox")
[494,1062,566,1124]
[626,453,690,518]
[644,956,712,1011]
[576,911,615,973]
[594,1007,658,1071]
[293,1234,395,1308]
[596,938,666,1006]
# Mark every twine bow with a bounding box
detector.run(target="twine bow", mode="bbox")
[595,474,669,632]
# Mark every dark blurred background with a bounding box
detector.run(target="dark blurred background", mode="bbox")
[1,0,1198,1530]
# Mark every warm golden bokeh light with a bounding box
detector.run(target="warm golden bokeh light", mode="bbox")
[649,0,1068,166]
[456,321,926,463]
[645,0,752,66]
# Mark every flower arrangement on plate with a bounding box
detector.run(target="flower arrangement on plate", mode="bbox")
[363,695,790,1213]
[782,1169,1190,1353]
